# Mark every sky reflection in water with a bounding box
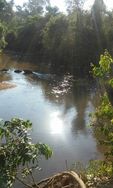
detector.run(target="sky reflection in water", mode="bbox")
[0,56,103,180]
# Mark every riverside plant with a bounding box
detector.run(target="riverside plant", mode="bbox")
[90,50,113,174]
[0,118,52,188]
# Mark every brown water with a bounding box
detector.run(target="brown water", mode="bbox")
[0,54,103,186]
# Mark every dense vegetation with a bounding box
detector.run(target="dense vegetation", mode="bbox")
[88,51,113,184]
[0,0,113,76]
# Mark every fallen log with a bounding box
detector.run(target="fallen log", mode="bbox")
[35,171,86,188]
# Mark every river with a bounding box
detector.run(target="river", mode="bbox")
[0,53,103,187]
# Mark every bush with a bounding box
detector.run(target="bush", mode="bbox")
[0,118,52,188]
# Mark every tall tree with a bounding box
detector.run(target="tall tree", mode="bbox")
[24,0,50,16]
[0,0,14,23]
[46,6,59,16]
[66,0,85,13]
[0,22,7,51]
[91,0,106,52]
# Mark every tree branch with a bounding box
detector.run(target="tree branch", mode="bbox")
[16,176,33,188]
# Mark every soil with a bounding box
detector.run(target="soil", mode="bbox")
[0,82,16,90]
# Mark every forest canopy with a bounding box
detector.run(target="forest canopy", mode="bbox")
[0,0,113,76]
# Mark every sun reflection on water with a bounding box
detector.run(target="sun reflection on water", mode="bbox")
[50,111,64,134]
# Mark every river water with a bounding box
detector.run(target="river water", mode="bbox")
[0,54,103,186]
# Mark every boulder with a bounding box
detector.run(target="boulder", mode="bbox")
[14,70,22,73]
[23,70,32,74]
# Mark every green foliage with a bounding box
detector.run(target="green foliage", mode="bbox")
[70,159,113,185]
[92,50,113,78]
[0,0,103,76]
[0,22,7,51]
[0,118,52,188]
[0,0,14,52]
[46,6,59,16]
[66,0,85,13]
[43,14,68,50]
[0,0,14,23]
[93,94,113,160]
[91,51,113,177]
[86,160,113,179]
[24,0,50,16]
[95,93,113,118]
[2,0,113,76]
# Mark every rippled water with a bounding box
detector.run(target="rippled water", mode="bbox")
[0,54,103,186]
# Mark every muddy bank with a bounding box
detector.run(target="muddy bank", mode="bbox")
[0,82,16,90]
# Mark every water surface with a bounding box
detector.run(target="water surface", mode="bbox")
[0,54,103,186]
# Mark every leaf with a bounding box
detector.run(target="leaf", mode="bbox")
[0,118,52,187]
[38,143,53,159]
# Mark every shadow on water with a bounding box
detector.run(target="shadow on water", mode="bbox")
[71,81,92,135]
[0,53,103,186]
[26,73,97,137]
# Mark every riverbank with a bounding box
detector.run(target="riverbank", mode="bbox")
[0,82,16,90]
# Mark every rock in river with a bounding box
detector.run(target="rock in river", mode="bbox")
[23,70,33,74]
[14,70,22,73]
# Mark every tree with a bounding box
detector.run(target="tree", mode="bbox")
[0,118,52,188]
[102,11,113,54]
[46,6,59,16]
[42,14,69,72]
[91,51,113,174]
[3,0,113,76]
[23,0,50,16]
[0,22,7,51]
[66,0,85,13]
[0,0,14,23]
[91,0,106,52]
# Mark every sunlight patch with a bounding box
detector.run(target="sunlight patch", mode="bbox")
[50,111,64,134]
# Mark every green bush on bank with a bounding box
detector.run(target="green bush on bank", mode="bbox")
[90,51,113,178]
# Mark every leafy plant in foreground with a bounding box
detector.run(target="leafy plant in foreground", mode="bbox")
[91,51,113,175]
[0,118,52,188]
[92,50,113,79]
